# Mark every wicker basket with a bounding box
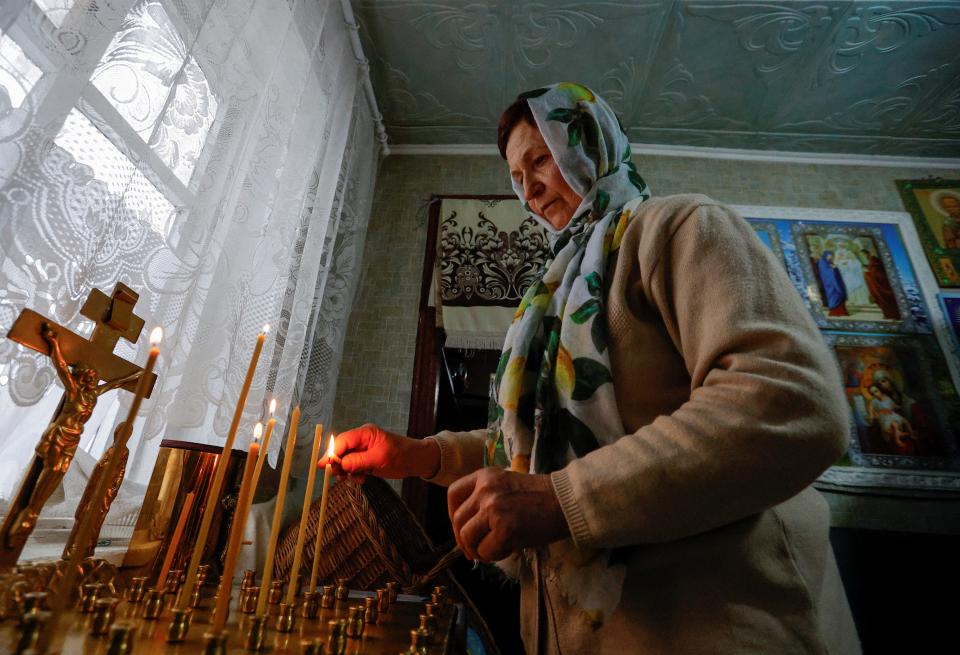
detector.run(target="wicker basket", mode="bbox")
[273,477,500,653]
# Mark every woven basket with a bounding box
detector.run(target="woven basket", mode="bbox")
[273,477,500,653]
[274,477,445,590]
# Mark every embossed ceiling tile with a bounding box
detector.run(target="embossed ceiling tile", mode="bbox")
[355,1,502,127]
[776,10,960,136]
[495,1,668,102]
[355,0,959,155]
[773,60,960,138]
[357,0,672,142]
[769,2,960,136]
[648,1,852,131]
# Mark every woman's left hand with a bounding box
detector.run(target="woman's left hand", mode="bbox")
[447,467,570,562]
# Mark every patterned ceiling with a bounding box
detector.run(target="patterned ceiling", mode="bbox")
[352,1,960,158]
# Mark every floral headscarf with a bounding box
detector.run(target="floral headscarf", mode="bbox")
[487,82,650,626]
[489,82,650,476]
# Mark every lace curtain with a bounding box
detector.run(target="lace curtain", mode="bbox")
[0,0,383,501]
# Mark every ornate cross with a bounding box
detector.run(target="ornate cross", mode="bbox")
[0,283,157,567]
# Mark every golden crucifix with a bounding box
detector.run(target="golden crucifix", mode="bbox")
[0,283,157,568]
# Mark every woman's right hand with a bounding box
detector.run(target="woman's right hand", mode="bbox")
[318,423,440,482]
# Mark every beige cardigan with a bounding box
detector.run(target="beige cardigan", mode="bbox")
[426,195,861,654]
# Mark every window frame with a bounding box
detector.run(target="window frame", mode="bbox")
[6,0,222,228]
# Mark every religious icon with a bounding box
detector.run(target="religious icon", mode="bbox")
[896,179,960,288]
[937,293,960,359]
[792,222,923,334]
[748,221,786,262]
[0,284,156,567]
[825,332,959,474]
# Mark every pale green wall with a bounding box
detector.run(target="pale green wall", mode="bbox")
[332,153,960,532]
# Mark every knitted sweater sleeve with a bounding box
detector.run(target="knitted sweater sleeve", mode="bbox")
[421,429,487,487]
[550,202,850,548]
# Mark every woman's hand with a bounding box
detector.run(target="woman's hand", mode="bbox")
[318,423,440,482]
[447,468,569,562]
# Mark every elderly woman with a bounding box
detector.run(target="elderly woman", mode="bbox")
[325,83,859,654]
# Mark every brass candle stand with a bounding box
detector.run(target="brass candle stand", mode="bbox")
[1,572,457,653]
[2,547,459,654]
[0,287,472,654]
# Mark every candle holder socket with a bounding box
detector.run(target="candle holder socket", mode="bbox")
[240,586,260,614]
[302,638,324,655]
[189,581,204,608]
[430,592,442,606]
[363,596,378,625]
[196,564,210,589]
[276,602,297,632]
[15,609,49,654]
[325,619,346,655]
[127,576,147,603]
[418,613,437,643]
[301,591,319,619]
[164,570,182,594]
[80,582,104,613]
[268,580,284,605]
[166,607,193,642]
[320,585,335,608]
[385,581,398,603]
[410,628,429,653]
[21,591,47,616]
[240,569,256,591]
[90,597,120,636]
[202,630,229,655]
[376,588,389,613]
[334,578,348,600]
[142,589,165,619]
[245,615,268,651]
[106,623,134,655]
[346,606,364,638]
[424,602,438,617]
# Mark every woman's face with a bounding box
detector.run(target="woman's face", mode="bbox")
[506,119,582,230]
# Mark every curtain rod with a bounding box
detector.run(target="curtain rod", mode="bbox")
[340,0,390,157]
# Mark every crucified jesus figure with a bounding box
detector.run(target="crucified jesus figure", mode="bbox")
[5,323,141,540]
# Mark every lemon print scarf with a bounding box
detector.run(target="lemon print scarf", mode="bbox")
[489,82,650,476]
[487,82,651,628]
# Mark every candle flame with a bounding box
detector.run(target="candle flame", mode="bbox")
[269,398,277,415]
[253,422,263,441]
[149,326,163,345]
[262,323,270,335]
[326,435,336,459]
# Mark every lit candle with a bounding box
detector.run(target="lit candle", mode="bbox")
[284,424,323,605]
[249,399,277,498]
[121,326,163,427]
[255,405,300,617]
[53,327,163,611]
[210,428,261,632]
[154,491,196,591]
[308,434,336,592]
[176,324,269,613]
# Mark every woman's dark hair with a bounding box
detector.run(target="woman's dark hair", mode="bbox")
[497,96,535,159]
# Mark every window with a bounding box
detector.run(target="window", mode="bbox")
[10,0,219,239]
[0,0,220,466]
